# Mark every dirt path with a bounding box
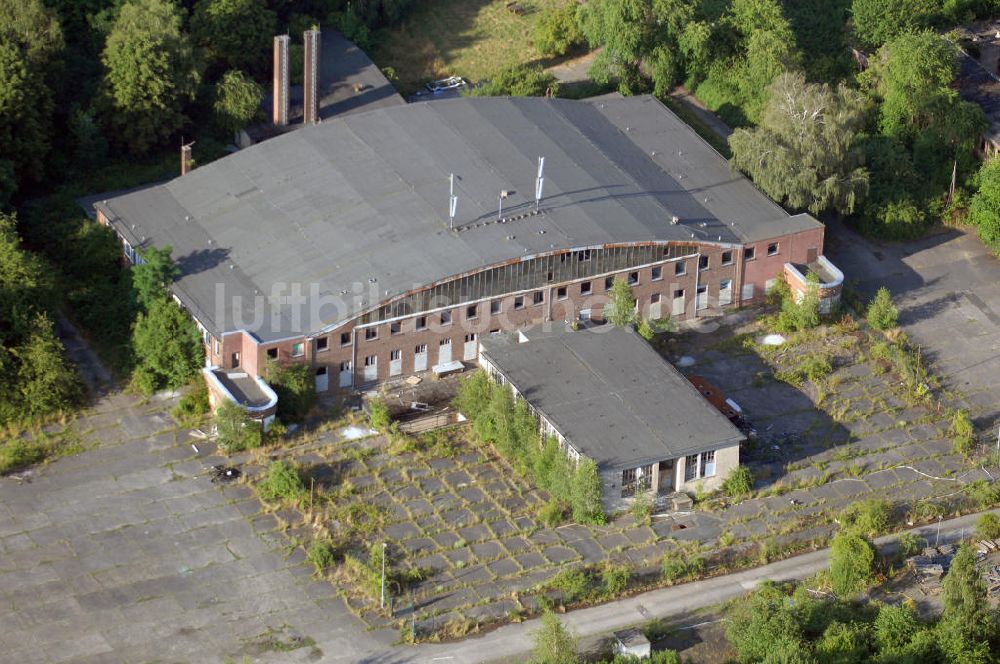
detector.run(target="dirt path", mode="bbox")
[56,313,113,397]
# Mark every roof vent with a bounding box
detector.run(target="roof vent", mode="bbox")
[185,215,191,221]
[671,215,679,225]
[538,229,546,235]
[340,289,347,295]
[699,222,708,228]
[229,264,235,270]
[651,151,657,156]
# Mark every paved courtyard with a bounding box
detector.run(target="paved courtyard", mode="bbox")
[0,394,387,664]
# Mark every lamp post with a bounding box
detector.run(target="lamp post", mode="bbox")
[380,542,388,610]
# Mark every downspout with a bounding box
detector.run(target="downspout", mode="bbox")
[351,327,358,390]
[735,246,745,310]
[693,251,701,318]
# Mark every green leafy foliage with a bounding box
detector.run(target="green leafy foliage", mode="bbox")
[533,2,584,58]
[367,397,391,432]
[729,72,869,215]
[722,465,754,500]
[839,499,892,537]
[606,277,638,327]
[547,567,591,603]
[99,0,200,154]
[171,377,210,427]
[215,398,261,452]
[661,550,704,583]
[975,512,1000,539]
[191,0,275,76]
[306,538,337,574]
[949,408,976,457]
[969,156,1000,252]
[213,69,263,135]
[850,0,940,49]
[939,544,993,658]
[467,63,558,97]
[631,490,653,526]
[131,297,202,394]
[530,611,578,664]
[601,563,629,597]
[256,460,306,503]
[726,582,807,662]
[829,531,876,596]
[266,361,315,423]
[865,287,899,331]
[132,245,179,310]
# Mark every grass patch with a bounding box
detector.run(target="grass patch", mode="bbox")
[0,428,86,475]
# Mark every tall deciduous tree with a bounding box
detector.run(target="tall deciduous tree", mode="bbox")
[100,0,199,154]
[605,277,637,327]
[132,245,180,310]
[729,72,869,215]
[191,0,275,76]
[850,0,939,49]
[131,297,202,393]
[213,69,262,135]
[530,611,578,664]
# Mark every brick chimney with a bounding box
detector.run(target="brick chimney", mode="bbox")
[273,34,290,126]
[180,141,194,176]
[303,27,321,124]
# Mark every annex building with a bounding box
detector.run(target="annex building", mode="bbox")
[479,326,744,512]
[94,93,839,407]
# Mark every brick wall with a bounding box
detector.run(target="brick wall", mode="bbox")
[740,226,825,304]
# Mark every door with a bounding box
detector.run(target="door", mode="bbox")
[696,285,708,310]
[649,294,661,320]
[414,344,428,372]
[463,333,478,361]
[389,350,402,376]
[719,279,733,307]
[338,361,352,388]
[672,289,685,316]
[315,366,329,392]
[363,355,377,382]
[438,339,452,365]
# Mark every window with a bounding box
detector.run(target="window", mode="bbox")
[703,451,716,477]
[744,246,755,261]
[698,255,709,271]
[696,285,708,310]
[621,468,637,498]
[651,293,661,304]
[621,464,653,498]
[466,304,477,319]
[489,329,500,335]
[340,360,352,372]
[441,311,452,325]
[213,339,220,355]
[767,242,779,256]
[685,454,700,482]
[416,316,427,330]
[340,332,351,346]
[578,249,592,262]
[439,338,450,347]
[580,281,592,295]
[291,342,304,357]
[316,336,328,352]
[390,321,401,335]
[231,352,240,368]
[651,266,662,281]
[533,291,544,305]
[464,333,477,342]
[637,464,653,492]
[390,349,401,361]
[415,344,427,354]
[365,327,378,341]
[490,300,501,315]
[605,276,614,290]
[546,270,554,281]
[514,296,525,310]
[719,279,733,306]
[742,283,755,301]
[628,271,639,285]
[266,348,278,360]
[673,289,684,299]
[675,261,686,276]
[364,354,377,367]
[721,250,733,265]
[556,286,567,300]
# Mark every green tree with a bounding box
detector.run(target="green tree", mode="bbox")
[570,457,605,525]
[873,602,920,655]
[131,297,202,393]
[530,611,579,664]
[850,0,940,49]
[266,361,315,423]
[969,156,1000,250]
[14,314,79,418]
[942,544,989,626]
[215,398,260,452]
[605,277,637,327]
[814,621,870,663]
[132,245,180,310]
[865,287,899,331]
[729,72,869,215]
[829,531,876,596]
[100,0,199,154]
[726,583,806,662]
[468,64,557,97]
[533,2,584,58]
[213,69,262,135]
[191,0,275,75]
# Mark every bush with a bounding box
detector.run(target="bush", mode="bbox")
[602,563,629,596]
[368,398,391,432]
[631,491,653,526]
[963,480,1000,510]
[540,498,568,528]
[722,465,754,500]
[131,297,202,393]
[829,531,876,597]
[866,287,899,331]
[950,409,976,457]
[307,539,337,573]
[839,499,892,537]
[661,551,703,583]
[636,318,655,341]
[548,567,591,604]
[896,532,921,558]
[256,460,306,503]
[774,277,820,333]
[468,63,558,97]
[215,399,261,453]
[975,513,1000,540]
[725,583,805,662]
[171,378,209,427]
[530,611,578,664]
[266,361,315,423]
[533,1,583,57]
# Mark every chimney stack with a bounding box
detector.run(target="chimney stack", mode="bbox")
[273,34,290,126]
[303,27,321,124]
[180,141,194,176]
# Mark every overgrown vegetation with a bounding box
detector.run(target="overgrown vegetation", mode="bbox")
[171,377,210,427]
[266,361,316,423]
[255,460,307,504]
[454,370,605,525]
[215,399,262,453]
[722,465,754,500]
[0,428,85,475]
[866,287,899,331]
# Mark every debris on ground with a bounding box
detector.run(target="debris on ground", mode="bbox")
[210,465,241,484]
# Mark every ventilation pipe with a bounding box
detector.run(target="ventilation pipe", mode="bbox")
[303,27,321,124]
[272,35,290,126]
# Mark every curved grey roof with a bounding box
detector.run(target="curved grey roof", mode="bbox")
[95,94,818,341]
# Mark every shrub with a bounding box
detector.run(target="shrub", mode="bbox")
[722,466,754,500]
[171,377,209,427]
[215,399,262,453]
[532,1,583,57]
[530,611,578,664]
[256,460,306,503]
[839,499,892,537]
[950,409,976,457]
[368,398,391,432]
[548,567,591,603]
[0,438,46,474]
[468,63,558,97]
[975,513,1000,540]
[602,563,629,596]
[636,318,655,341]
[539,498,568,528]
[631,491,653,526]
[829,531,876,596]
[896,532,921,558]
[725,583,805,663]
[307,539,337,573]
[866,287,899,331]
[661,551,703,583]
[963,480,1000,510]
[266,361,315,423]
[570,457,605,525]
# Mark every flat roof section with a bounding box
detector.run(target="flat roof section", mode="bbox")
[480,326,744,469]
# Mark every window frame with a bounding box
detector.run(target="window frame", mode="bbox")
[721,250,733,265]
[675,261,686,276]
[651,266,662,281]
[291,342,305,357]
[316,336,329,352]
[767,242,779,256]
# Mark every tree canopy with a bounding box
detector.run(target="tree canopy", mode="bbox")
[969,156,1000,251]
[213,69,263,135]
[729,72,869,215]
[191,0,276,76]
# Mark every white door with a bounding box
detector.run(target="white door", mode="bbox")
[339,361,352,388]
[719,279,733,306]
[389,351,402,376]
[315,366,329,392]
[650,297,661,320]
[438,339,452,365]
[463,334,478,361]
[696,285,708,310]
[672,290,685,316]
[363,355,377,382]
[414,345,428,372]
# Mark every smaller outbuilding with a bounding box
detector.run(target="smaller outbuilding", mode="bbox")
[478,325,744,514]
[613,628,652,659]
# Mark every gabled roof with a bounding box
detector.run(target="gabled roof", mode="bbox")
[95,95,818,341]
[480,326,744,468]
